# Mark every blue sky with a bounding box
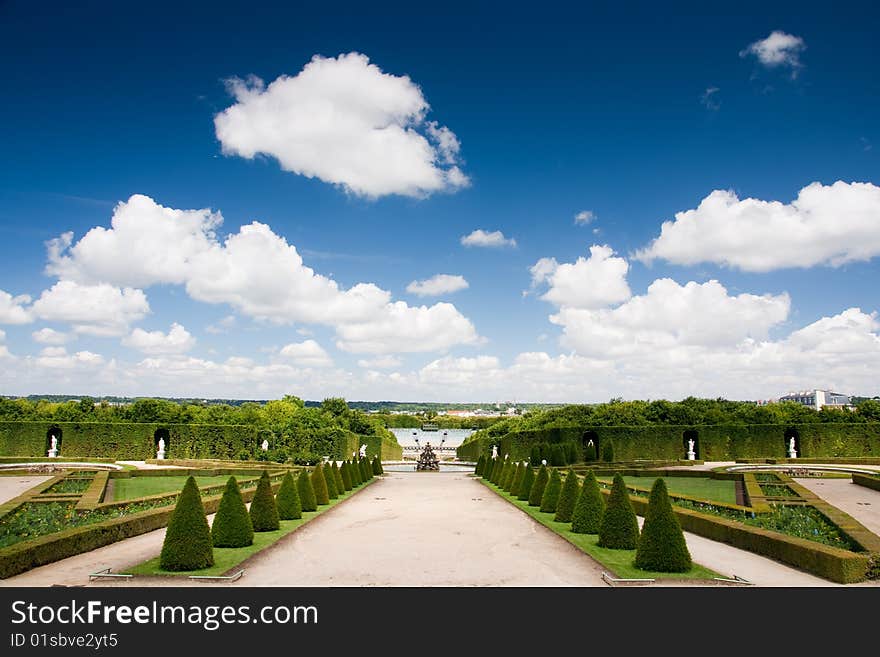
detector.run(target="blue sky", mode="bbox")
[0,1,877,402]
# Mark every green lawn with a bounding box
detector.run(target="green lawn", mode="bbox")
[596,476,737,505]
[126,479,375,577]
[112,475,252,501]
[482,481,724,581]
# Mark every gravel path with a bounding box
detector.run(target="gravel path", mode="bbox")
[794,477,880,536]
[0,476,52,506]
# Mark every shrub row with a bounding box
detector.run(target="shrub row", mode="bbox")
[852,473,880,492]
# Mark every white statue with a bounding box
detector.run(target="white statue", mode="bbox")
[48,435,58,458]
[686,437,696,460]
[359,444,367,458]
[541,459,547,466]
[504,453,509,460]
[156,437,166,460]
[491,444,498,459]
[261,439,269,451]
[158,437,165,452]
[789,437,797,458]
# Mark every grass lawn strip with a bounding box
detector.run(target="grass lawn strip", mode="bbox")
[480,480,724,580]
[126,478,377,577]
[598,476,737,505]
[112,475,246,501]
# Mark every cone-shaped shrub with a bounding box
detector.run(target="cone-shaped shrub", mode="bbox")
[634,479,692,572]
[517,466,534,501]
[311,463,330,505]
[565,442,578,465]
[211,476,254,547]
[509,463,524,495]
[332,462,345,493]
[298,469,317,512]
[160,476,214,570]
[601,439,615,463]
[550,444,566,467]
[528,465,549,507]
[249,470,280,532]
[572,471,605,534]
[475,455,485,476]
[356,458,368,483]
[598,474,639,549]
[351,460,363,486]
[499,461,513,489]
[540,469,562,513]
[488,458,499,482]
[554,470,580,523]
[490,458,503,484]
[276,471,302,520]
[324,462,339,499]
[529,445,541,466]
[372,456,382,475]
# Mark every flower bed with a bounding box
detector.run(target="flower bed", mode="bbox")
[758,483,798,497]
[44,475,96,495]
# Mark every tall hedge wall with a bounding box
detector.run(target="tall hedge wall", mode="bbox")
[456,423,880,462]
[356,433,403,460]
[0,421,399,461]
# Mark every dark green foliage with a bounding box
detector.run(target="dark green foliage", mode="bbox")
[634,479,692,572]
[529,445,541,466]
[358,458,371,483]
[601,439,615,462]
[583,441,597,462]
[324,462,339,499]
[276,472,302,520]
[372,456,382,475]
[572,471,605,534]
[480,457,492,479]
[550,444,566,467]
[332,462,345,493]
[159,476,213,571]
[499,461,513,489]
[490,458,503,484]
[311,463,330,505]
[510,462,524,495]
[598,473,639,549]
[475,455,485,476]
[297,470,317,512]
[249,470,280,531]
[564,441,578,464]
[211,476,254,547]
[339,461,353,491]
[517,466,534,501]
[540,469,562,513]
[539,442,551,463]
[528,465,549,506]
[351,460,363,486]
[554,470,580,522]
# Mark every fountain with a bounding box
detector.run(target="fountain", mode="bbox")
[416,441,440,471]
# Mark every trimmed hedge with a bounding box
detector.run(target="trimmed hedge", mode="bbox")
[475,455,485,476]
[276,472,302,520]
[331,462,345,492]
[297,470,317,512]
[528,465,549,507]
[634,479,691,572]
[510,463,524,496]
[160,477,214,571]
[554,470,579,523]
[517,467,534,502]
[597,474,639,549]
[852,473,880,492]
[211,477,254,548]
[249,471,280,532]
[311,464,330,506]
[324,462,339,500]
[572,471,605,534]
[540,469,562,513]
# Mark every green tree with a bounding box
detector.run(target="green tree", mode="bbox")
[324,461,339,499]
[160,476,214,571]
[372,455,382,475]
[509,462,524,496]
[359,458,372,482]
[571,471,605,534]
[554,470,579,522]
[517,466,535,501]
[499,461,513,489]
[311,463,330,505]
[634,478,692,572]
[276,471,302,520]
[249,470,280,531]
[321,397,349,417]
[475,455,485,476]
[211,476,254,547]
[528,465,549,506]
[540,469,562,513]
[483,458,495,480]
[297,470,317,512]
[597,474,639,549]
[332,462,345,492]
[339,461,353,491]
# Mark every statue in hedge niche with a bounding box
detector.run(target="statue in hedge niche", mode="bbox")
[359,444,367,458]
[491,444,498,459]
[156,437,166,460]
[686,437,696,460]
[788,437,797,458]
[261,439,269,452]
[48,436,59,458]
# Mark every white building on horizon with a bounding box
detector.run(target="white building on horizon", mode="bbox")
[777,389,851,411]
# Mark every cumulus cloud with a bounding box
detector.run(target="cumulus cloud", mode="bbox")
[357,355,402,369]
[406,274,469,297]
[205,315,236,335]
[44,194,481,354]
[30,281,150,337]
[740,30,806,74]
[634,181,880,271]
[122,323,196,355]
[279,339,333,367]
[574,210,595,225]
[532,245,631,309]
[0,290,33,324]
[214,52,468,198]
[34,347,105,370]
[32,328,72,345]
[460,229,517,248]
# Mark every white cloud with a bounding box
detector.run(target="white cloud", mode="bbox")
[574,210,595,225]
[122,323,196,355]
[34,347,105,370]
[0,290,33,324]
[533,245,631,309]
[357,355,402,369]
[635,181,880,272]
[32,328,72,345]
[418,355,501,387]
[279,339,333,367]
[406,274,469,297]
[30,281,150,337]
[740,31,806,73]
[701,87,720,111]
[205,315,236,335]
[460,229,517,248]
[214,52,468,198]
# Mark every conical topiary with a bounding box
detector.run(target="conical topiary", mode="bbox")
[550,444,566,467]
[540,469,562,513]
[518,466,534,501]
[528,465,549,507]
[324,462,339,499]
[554,470,580,523]
[500,461,513,489]
[572,470,605,534]
[311,463,330,505]
[359,458,371,483]
[634,479,692,572]
[597,473,639,549]
[249,470,280,532]
[332,462,345,494]
[509,462,524,495]
[298,469,317,512]
[350,460,362,486]
[483,457,494,480]
[276,471,302,520]
[475,455,485,476]
[529,445,541,466]
[160,476,214,570]
[372,456,382,475]
[493,458,505,485]
[211,476,254,547]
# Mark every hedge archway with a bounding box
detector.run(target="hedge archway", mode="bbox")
[154,428,170,455]
[784,427,801,457]
[683,429,699,459]
[582,430,599,462]
[46,426,62,455]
